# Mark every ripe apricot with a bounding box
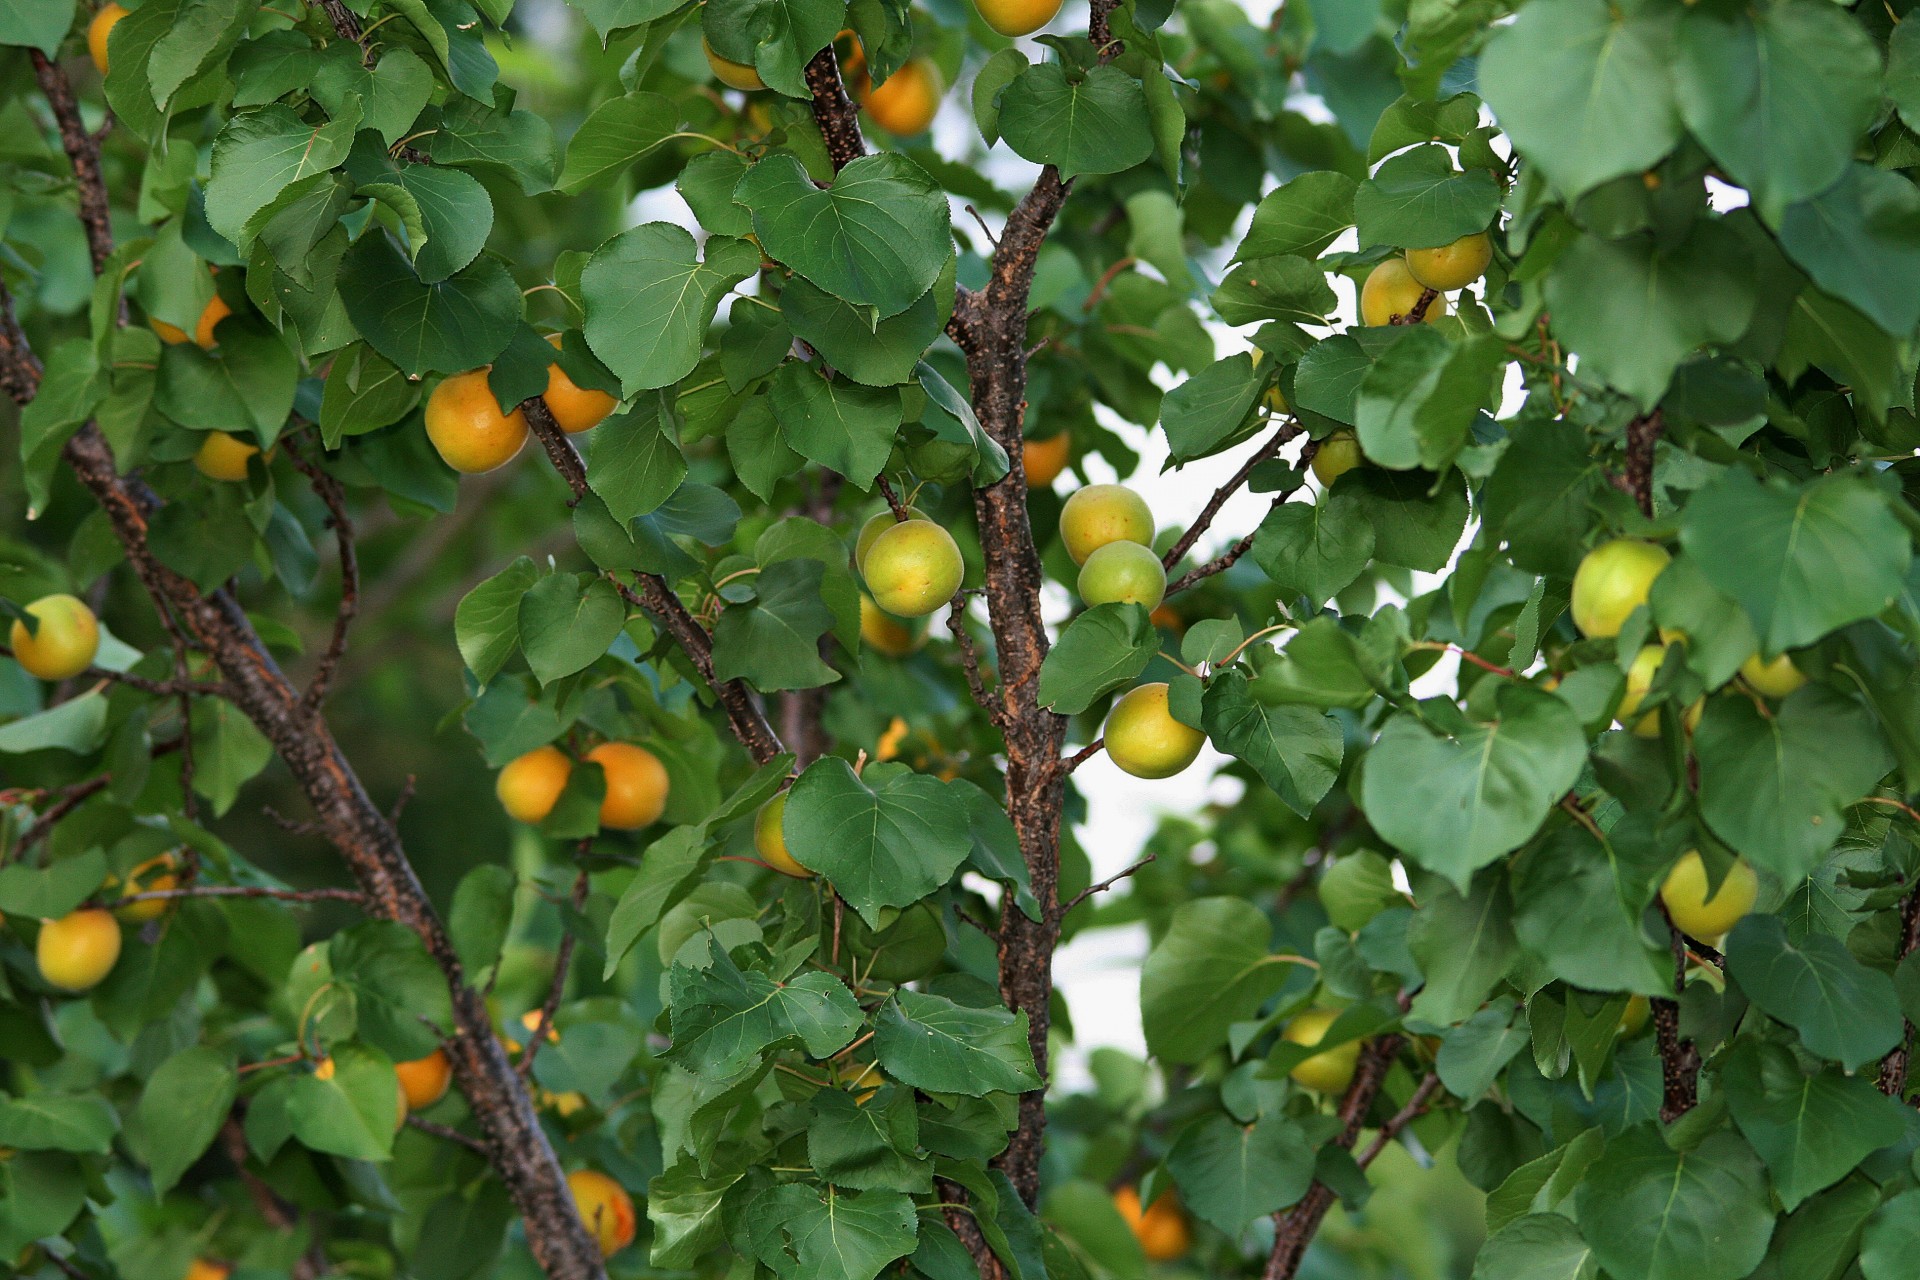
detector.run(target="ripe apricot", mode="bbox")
[568,1169,636,1256]
[854,506,930,575]
[974,0,1065,36]
[185,1262,231,1280]
[542,335,617,433]
[1058,483,1153,566]
[1359,258,1448,327]
[110,851,179,924]
[1103,683,1204,779]
[89,5,129,75]
[754,792,814,877]
[1023,431,1072,488]
[395,1049,453,1111]
[864,520,965,617]
[1740,651,1806,698]
[1570,539,1670,638]
[1282,1008,1360,1093]
[1113,1187,1190,1262]
[704,39,764,91]
[424,369,529,475]
[1077,540,1166,610]
[193,431,265,481]
[834,1058,886,1104]
[1660,852,1758,941]
[862,59,942,136]
[497,745,572,824]
[1310,431,1363,487]
[10,593,100,681]
[587,742,669,829]
[1405,231,1493,291]
[37,909,122,993]
[859,593,926,657]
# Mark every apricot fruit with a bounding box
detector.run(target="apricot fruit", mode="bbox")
[975,0,1065,37]
[1023,431,1072,488]
[110,851,179,924]
[1740,651,1806,699]
[89,3,128,74]
[1660,851,1758,942]
[1282,1008,1360,1094]
[153,294,233,349]
[859,593,926,657]
[863,519,965,617]
[1405,231,1493,291]
[425,369,529,474]
[1077,540,1166,610]
[704,39,765,91]
[854,506,929,576]
[10,593,101,681]
[1359,258,1448,327]
[586,742,669,830]
[193,431,264,481]
[1616,644,1699,737]
[568,1169,637,1256]
[1310,431,1363,487]
[1114,1186,1190,1261]
[37,909,122,993]
[1104,683,1204,779]
[496,745,572,824]
[395,1049,453,1111]
[861,58,942,136]
[1570,539,1670,638]
[1058,483,1153,566]
[185,1262,231,1280]
[542,335,617,433]
[754,792,814,878]
[834,1058,886,1104]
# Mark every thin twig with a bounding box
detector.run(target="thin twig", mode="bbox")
[947,593,1004,730]
[1652,900,1700,1121]
[1355,1072,1442,1169]
[1056,737,1105,777]
[116,884,371,907]
[875,474,911,521]
[520,868,589,1079]
[407,1115,491,1156]
[1058,852,1153,917]
[1161,422,1301,571]
[284,438,360,718]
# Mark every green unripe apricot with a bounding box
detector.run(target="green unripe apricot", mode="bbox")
[1405,232,1493,291]
[754,793,813,877]
[1570,539,1671,638]
[825,900,947,983]
[854,506,930,575]
[863,519,965,617]
[1059,484,1154,566]
[1309,432,1363,487]
[1103,683,1205,779]
[1078,541,1166,610]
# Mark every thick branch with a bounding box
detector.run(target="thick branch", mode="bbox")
[803,45,867,172]
[1653,902,1700,1121]
[1881,878,1920,1098]
[1615,410,1664,518]
[30,53,113,273]
[317,0,378,67]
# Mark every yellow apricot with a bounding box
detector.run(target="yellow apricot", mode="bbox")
[859,593,926,657]
[1740,652,1806,699]
[704,39,765,91]
[110,852,179,924]
[542,334,617,433]
[9,594,100,681]
[1113,1187,1191,1262]
[89,5,128,76]
[1023,431,1072,488]
[193,431,264,481]
[1359,258,1447,327]
[974,0,1065,37]
[185,1262,232,1280]
[395,1049,453,1111]
[497,746,572,824]
[36,909,122,993]
[1405,232,1493,291]
[424,369,529,474]
[754,792,814,877]
[587,742,669,830]
[1103,683,1204,779]
[1310,431,1363,487]
[862,59,942,136]
[568,1169,636,1256]
[1282,1008,1360,1094]
[863,520,965,617]
[1660,852,1758,942]
[1058,484,1154,566]
[1570,539,1671,639]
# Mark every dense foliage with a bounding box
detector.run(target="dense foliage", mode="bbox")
[4,0,1920,1278]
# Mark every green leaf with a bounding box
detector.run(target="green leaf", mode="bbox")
[666,932,862,1076]
[1723,1039,1908,1211]
[769,364,904,489]
[737,153,952,321]
[456,555,538,686]
[147,0,250,112]
[1862,1189,1920,1280]
[1436,999,1530,1101]
[1508,826,1672,995]
[873,991,1040,1096]
[319,344,419,446]
[313,47,434,146]
[330,921,456,1060]
[1479,0,1682,200]
[338,233,521,376]
[1480,417,1604,578]
[1140,898,1292,1064]
[0,692,109,756]
[423,97,559,194]
[1353,145,1500,251]
[1234,171,1358,260]
[19,340,105,514]
[136,1046,238,1194]
[1325,466,1469,572]
[701,0,845,97]
[449,863,516,976]
[1252,498,1376,607]
[999,63,1155,179]
[738,1183,918,1280]
[711,558,840,692]
[0,0,74,54]
[154,325,299,444]
[0,1149,86,1257]
[0,1094,117,1154]
[649,1159,745,1268]
[1694,688,1893,882]
[1672,0,1879,225]
[582,225,759,394]
[1212,256,1340,326]
[1544,223,1757,408]
[1473,1215,1597,1280]
[1682,469,1909,653]
[558,91,680,195]
[1354,327,1503,471]
[1160,354,1263,463]
[972,47,1028,146]
[604,825,713,978]
[1037,603,1158,715]
[1361,684,1587,892]
[589,401,687,523]
[1166,1112,1316,1232]
[1724,914,1903,1071]
[781,270,950,389]
[518,573,625,685]
[808,1088,931,1193]
[532,1011,644,1103]
[782,759,971,927]
[0,851,107,919]
[1575,1128,1774,1280]
[206,104,360,250]
[1200,669,1342,818]
[287,1045,398,1161]
[1776,164,1920,338]
[358,163,496,286]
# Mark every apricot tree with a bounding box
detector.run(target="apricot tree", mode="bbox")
[3,1,1920,1279]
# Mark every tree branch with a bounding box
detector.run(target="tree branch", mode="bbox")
[520,868,588,1079]
[317,0,377,67]
[283,438,359,719]
[1160,422,1301,572]
[30,53,113,274]
[803,44,866,172]
[1058,851,1151,918]
[1615,410,1664,519]
[1653,901,1700,1122]
[1881,876,1920,1098]
[116,884,370,908]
